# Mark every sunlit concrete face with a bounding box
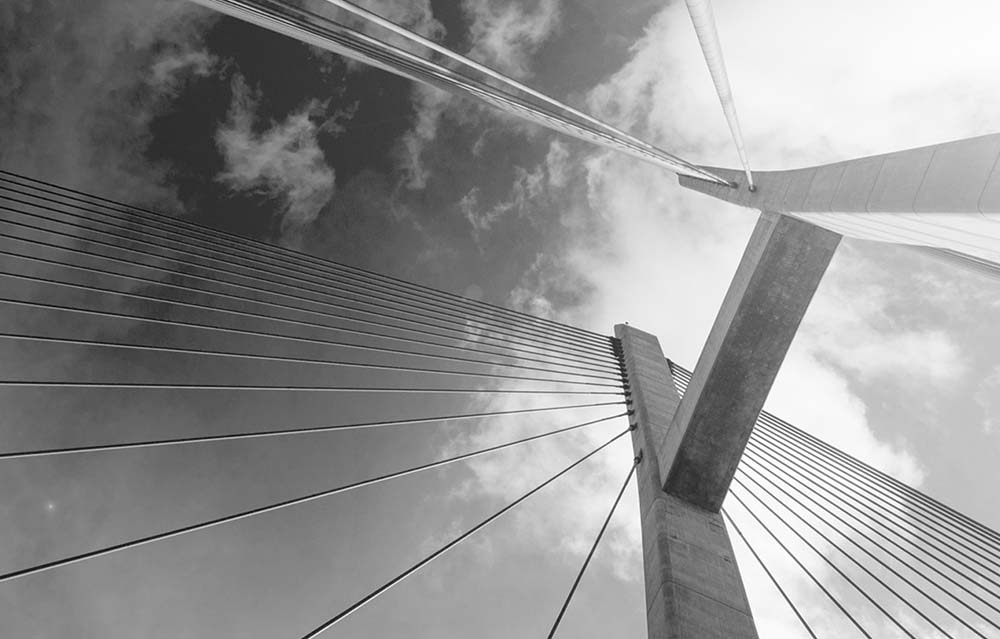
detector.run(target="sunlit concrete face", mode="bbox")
[615,325,758,639]
[679,133,1000,264]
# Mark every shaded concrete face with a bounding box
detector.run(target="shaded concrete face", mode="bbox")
[662,212,840,512]
[615,326,757,639]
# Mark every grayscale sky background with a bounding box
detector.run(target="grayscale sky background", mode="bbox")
[2,0,1000,637]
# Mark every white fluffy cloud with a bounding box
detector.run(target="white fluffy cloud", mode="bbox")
[587,0,1000,168]
[215,75,338,234]
[463,0,562,79]
[396,0,563,190]
[447,0,1000,633]
[441,392,639,581]
[790,245,967,399]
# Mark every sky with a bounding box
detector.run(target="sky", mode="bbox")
[2,0,1000,637]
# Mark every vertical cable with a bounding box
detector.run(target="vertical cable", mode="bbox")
[683,0,754,189]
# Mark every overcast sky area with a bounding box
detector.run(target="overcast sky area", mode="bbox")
[2,0,1000,637]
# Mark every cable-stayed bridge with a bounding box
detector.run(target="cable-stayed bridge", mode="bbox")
[3,1,1000,637]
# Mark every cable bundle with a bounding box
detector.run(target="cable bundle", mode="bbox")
[185,0,730,185]
[671,361,1000,638]
[0,170,634,636]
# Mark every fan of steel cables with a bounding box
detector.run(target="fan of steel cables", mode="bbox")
[0,170,637,636]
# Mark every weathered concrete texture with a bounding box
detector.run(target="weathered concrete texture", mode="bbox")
[661,213,840,512]
[615,326,681,483]
[643,496,757,639]
[615,325,757,639]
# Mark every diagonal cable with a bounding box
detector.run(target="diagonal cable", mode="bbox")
[746,433,1000,596]
[734,471,965,638]
[0,286,612,382]
[297,427,632,638]
[547,455,637,638]
[187,0,730,185]
[0,216,614,370]
[726,487,873,639]
[0,414,627,584]
[755,411,1000,561]
[0,402,626,460]
[0,204,616,366]
[671,359,1000,559]
[0,381,624,396]
[0,333,620,389]
[683,0,754,189]
[0,217,618,374]
[670,359,994,635]
[0,170,612,349]
[721,507,818,639]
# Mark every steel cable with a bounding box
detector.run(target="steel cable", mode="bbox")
[0,333,620,389]
[670,360,1000,558]
[320,0,728,185]
[726,488,874,639]
[746,432,1000,591]
[0,171,614,349]
[0,402,627,460]
[0,207,617,370]
[0,381,624,396]
[671,359,993,634]
[0,187,610,360]
[741,453,1000,626]
[0,280,616,383]
[547,456,637,638]
[755,411,1000,559]
[734,471,971,638]
[683,0,754,189]
[0,200,618,366]
[298,426,632,638]
[190,0,730,186]
[0,414,627,584]
[721,508,818,639]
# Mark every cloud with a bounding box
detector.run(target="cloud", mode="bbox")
[149,49,216,94]
[587,0,1000,168]
[975,366,1000,435]
[439,393,638,581]
[768,348,925,485]
[215,74,338,235]
[508,251,595,321]
[395,0,563,190]
[544,140,570,188]
[330,0,447,190]
[0,0,217,210]
[463,0,562,79]
[396,84,454,189]
[436,0,1000,631]
[353,0,444,40]
[800,248,966,388]
[459,160,547,243]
